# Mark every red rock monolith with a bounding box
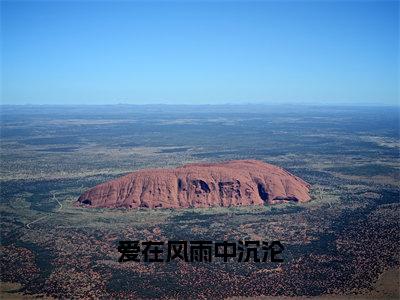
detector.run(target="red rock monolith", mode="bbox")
[77,160,311,209]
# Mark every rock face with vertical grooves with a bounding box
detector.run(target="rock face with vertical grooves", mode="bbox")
[77,160,311,209]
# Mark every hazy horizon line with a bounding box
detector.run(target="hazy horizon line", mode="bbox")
[1,102,399,108]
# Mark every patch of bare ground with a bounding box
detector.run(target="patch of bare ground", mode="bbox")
[0,282,54,299]
[228,268,400,300]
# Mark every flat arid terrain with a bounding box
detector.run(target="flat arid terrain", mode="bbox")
[0,105,399,299]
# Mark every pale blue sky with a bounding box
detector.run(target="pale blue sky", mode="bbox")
[1,1,399,105]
